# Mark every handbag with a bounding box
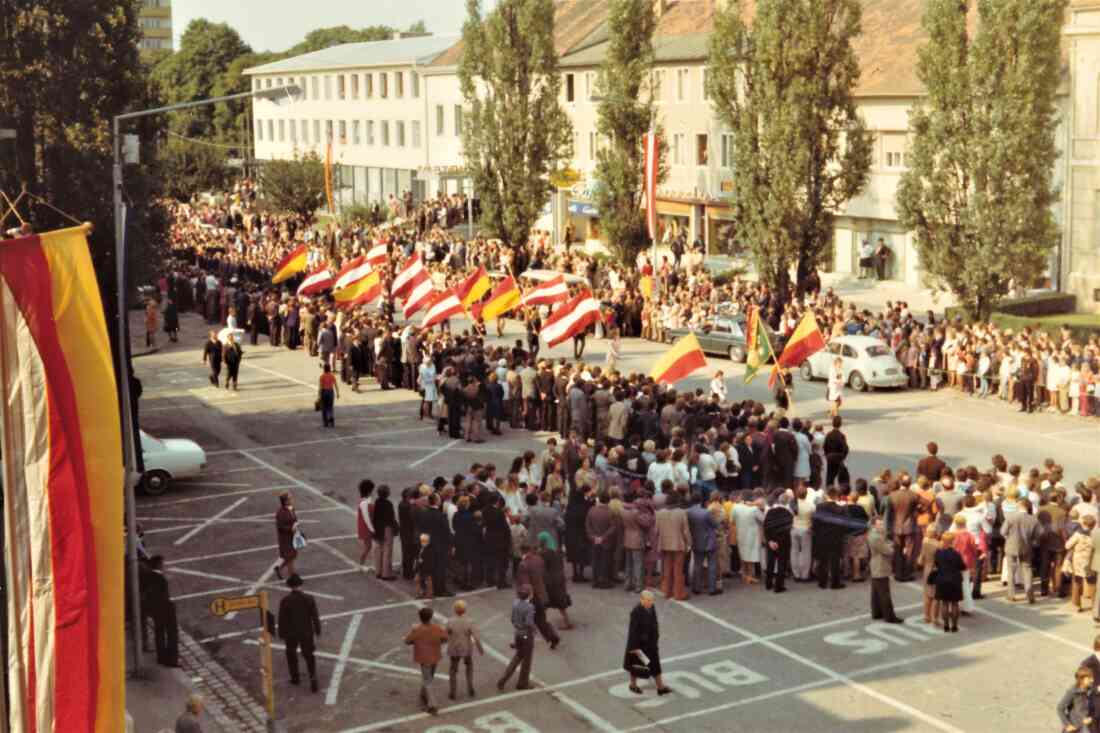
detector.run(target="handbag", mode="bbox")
[292,529,308,550]
[314,398,322,411]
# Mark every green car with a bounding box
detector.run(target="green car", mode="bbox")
[665,315,785,363]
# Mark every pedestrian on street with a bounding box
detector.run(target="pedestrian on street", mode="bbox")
[827,357,844,419]
[445,600,484,701]
[497,587,536,691]
[222,332,242,390]
[142,555,179,667]
[318,363,339,428]
[274,491,299,580]
[277,573,321,692]
[163,295,180,343]
[932,530,965,632]
[868,518,904,623]
[373,485,399,581]
[624,590,672,696]
[174,694,204,733]
[1056,666,1096,733]
[357,480,375,570]
[515,542,561,649]
[405,607,448,715]
[202,330,222,386]
[763,491,793,594]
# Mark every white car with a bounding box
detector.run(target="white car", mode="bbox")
[140,430,206,496]
[800,335,908,391]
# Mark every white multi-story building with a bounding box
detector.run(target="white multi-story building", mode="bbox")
[244,34,458,207]
[246,0,1100,312]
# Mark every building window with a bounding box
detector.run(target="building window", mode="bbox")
[267,120,274,142]
[299,77,306,99]
[677,69,689,102]
[672,133,685,165]
[265,78,272,89]
[411,71,420,98]
[366,120,375,145]
[313,119,320,142]
[301,119,308,143]
[395,71,404,98]
[253,78,260,92]
[566,73,575,103]
[380,73,388,99]
[278,119,285,142]
[397,121,406,146]
[589,131,597,161]
[454,105,463,136]
[696,133,708,166]
[585,72,595,101]
[381,120,390,146]
[324,76,332,100]
[338,120,347,144]
[325,119,333,142]
[256,119,263,141]
[311,76,319,99]
[412,120,421,148]
[290,119,297,143]
[652,70,665,102]
[436,105,445,135]
[275,77,283,88]
[720,133,734,168]
[365,73,373,98]
[352,120,360,145]
[883,132,908,169]
[337,75,346,100]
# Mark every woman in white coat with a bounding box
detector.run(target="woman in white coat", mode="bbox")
[827,357,845,419]
[732,493,764,584]
[418,356,437,421]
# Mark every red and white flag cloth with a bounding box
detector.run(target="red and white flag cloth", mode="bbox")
[392,253,426,298]
[402,270,436,319]
[540,290,601,347]
[333,256,368,291]
[519,274,569,307]
[365,242,388,267]
[644,132,659,240]
[296,266,334,296]
[421,288,463,329]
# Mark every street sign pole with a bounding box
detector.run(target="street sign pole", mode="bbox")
[259,591,275,733]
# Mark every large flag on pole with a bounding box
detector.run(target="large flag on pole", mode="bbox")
[540,290,601,347]
[644,132,659,240]
[519,274,569,307]
[650,333,708,384]
[296,265,334,296]
[0,225,124,733]
[271,244,308,284]
[456,266,491,309]
[422,288,464,329]
[333,267,381,309]
[391,253,426,298]
[401,270,435,319]
[775,311,827,370]
[744,306,776,384]
[479,276,521,322]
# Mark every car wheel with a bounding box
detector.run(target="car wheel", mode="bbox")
[799,361,813,381]
[728,346,746,363]
[141,469,171,497]
[849,371,868,392]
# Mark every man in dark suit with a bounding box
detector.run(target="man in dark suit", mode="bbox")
[823,416,849,488]
[515,544,561,648]
[141,555,179,667]
[763,493,794,594]
[916,442,947,484]
[771,418,798,490]
[278,574,322,692]
[813,488,847,589]
[585,491,618,588]
[687,493,721,595]
[888,478,919,581]
[418,495,455,597]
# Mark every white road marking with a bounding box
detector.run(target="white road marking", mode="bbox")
[165,533,357,565]
[408,439,460,468]
[139,484,298,506]
[246,362,319,389]
[173,497,249,546]
[238,451,355,516]
[677,600,966,733]
[226,563,277,621]
[243,639,446,679]
[206,428,431,457]
[170,481,252,488]
[324,613,364,705]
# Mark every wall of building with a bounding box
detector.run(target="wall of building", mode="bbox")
[1065,6,1100,313]
[139,0,172,52]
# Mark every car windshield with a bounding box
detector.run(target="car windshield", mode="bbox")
[864,345,891,357]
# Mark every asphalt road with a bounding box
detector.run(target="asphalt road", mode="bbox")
[134,310,1100,733]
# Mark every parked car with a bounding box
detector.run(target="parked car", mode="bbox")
[665,316,785,363]
[800,335,908,391]
[140,430,206,496]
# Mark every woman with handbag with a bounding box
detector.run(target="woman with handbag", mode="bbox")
[274,492,300,580]
[623,590,671,696]
[538,531,574,630]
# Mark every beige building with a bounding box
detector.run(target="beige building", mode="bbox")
[139,0,173,52]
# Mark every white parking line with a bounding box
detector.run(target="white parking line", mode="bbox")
[173,497,249,546]
[243,639,444,679]
[677,600,966,733]
[408,439,460,468]
[165,533,358,564]
[139,484,298,507]
[238,451,355,517]
[205,427,435,457]
[325,613,364,706]
[246,362,319,390]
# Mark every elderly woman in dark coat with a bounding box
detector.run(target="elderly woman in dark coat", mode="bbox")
[565,485,595,583]
[538,531,573,630]
[481,495,512,590]
[453,496,484,590]
[624,590,671,695]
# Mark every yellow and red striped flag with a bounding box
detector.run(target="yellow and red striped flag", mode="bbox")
[272,244,308,284]
[456,266,491,309]
[776,310,827,369]
[650,332,708,384]
[480,276,521,322]
[0,225,124,733]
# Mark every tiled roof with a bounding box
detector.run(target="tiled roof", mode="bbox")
[243,35,459,76]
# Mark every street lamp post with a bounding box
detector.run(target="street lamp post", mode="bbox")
[113,84,299,677]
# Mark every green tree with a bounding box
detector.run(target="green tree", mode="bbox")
[458,0,573,249]
[151,19,251,140]
[156,139,231,201]
[259,150,325,221]
[896,0,1066,320]
[286,24,396,55]
[592,0,668,265]
[707,0,872,297]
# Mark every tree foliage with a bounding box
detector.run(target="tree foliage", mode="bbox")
[156,139,232,201]
[258,151,325,221]
[458,0,573,249]
[707,0,872,298]
[896,0,1066,319]
[592,0,668,265]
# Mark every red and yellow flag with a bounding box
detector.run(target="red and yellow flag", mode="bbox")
[0,225,124,733]
[272,244,308,284]
[333,268,381,309]
[480,276,521,322]
[650,332,708,384]
[456,266,491,309]
[776,310,827,369]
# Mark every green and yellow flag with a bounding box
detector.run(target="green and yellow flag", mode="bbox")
[744,306,776,384]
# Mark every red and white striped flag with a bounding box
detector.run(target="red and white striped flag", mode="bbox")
[644,131,659,240]
[540,290,601,347]
[365,242,388,267]
[519,274,569,307]
[333,256,368,291]
[392,253,426,298]
[421,288,463,329]
[402,270,436,319]
[296,265,334,296]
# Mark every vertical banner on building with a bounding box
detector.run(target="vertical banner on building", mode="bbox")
[643,132,659,241]
[0,225,124,733]
[324,140,335,213]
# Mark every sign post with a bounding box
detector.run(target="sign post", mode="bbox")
[210,593,275,731]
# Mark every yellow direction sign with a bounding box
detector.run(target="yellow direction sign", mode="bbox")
[551,167,581,189]
[209,594,261,617]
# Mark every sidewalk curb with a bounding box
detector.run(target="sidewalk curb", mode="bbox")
[179,628,270,733]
